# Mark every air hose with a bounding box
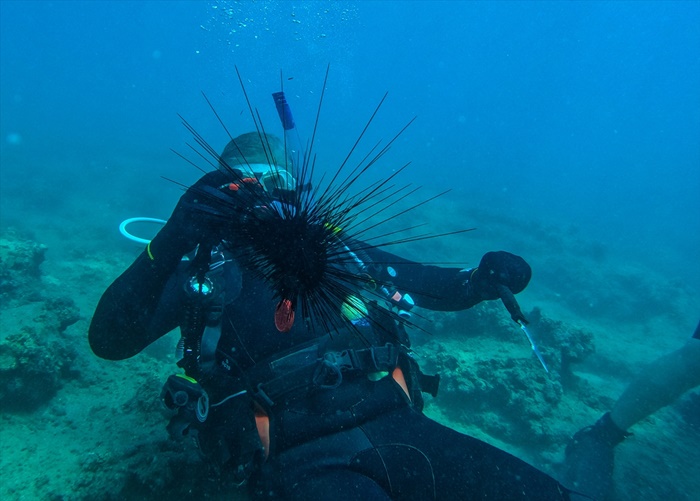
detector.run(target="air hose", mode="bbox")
[119,217,166,244]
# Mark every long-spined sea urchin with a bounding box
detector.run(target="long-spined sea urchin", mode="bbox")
[173,65,475,342]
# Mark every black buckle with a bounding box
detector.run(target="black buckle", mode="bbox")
[254,383,275,407]
[371,344,398,371]
[322,350,356,372]
[312,359,344,389]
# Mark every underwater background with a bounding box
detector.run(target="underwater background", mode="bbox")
[1,1,698,499]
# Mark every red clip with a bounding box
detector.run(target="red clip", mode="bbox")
[274,299,295,332]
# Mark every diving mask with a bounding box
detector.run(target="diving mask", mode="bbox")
[238,163,296,192]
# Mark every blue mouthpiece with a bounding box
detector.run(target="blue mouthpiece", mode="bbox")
[272,91,296,131]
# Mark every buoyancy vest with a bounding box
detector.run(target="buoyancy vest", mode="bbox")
[165,233,439,482]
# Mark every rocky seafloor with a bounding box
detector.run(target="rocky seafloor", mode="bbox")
[1,219,698,500]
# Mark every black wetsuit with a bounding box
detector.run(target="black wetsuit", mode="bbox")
[255,403,569,500]
[89,173,570,501]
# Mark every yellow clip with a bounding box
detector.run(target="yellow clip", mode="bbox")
[175,373,198,384]
[324,222,343,234]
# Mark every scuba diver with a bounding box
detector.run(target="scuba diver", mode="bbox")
[89,88,571,500]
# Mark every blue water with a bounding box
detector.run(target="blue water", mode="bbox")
[2,1,698,281]
[1,2,699,499]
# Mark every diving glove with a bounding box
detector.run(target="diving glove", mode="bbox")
[149,170,236,266]
[471,251,532,298]
[467,251,531,323]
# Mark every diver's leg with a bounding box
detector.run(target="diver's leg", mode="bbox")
[611,336,700,430]
[286,469,391,501]
[251,469,389,500]
[360,406,570,500]
[250,425,392,501]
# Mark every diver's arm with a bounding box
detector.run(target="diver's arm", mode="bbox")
[88,246,184,360]
[362,246,532,323]
[89,170,232,360]
[361,246,479,311]
[89,212,195,360]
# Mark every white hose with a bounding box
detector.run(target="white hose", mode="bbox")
[119,217,167,244]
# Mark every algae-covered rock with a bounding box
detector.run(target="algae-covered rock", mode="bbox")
[432,350,563,443]
[0,229,48,305]
[41,296,81,332]
[0,325,77,411]
[0,230,82,411]
[526,307,595,371]
[415,305,593,446]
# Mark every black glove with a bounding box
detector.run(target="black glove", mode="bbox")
[471,251,532,323]
[496,283,529,325]
[148,171,236,270]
